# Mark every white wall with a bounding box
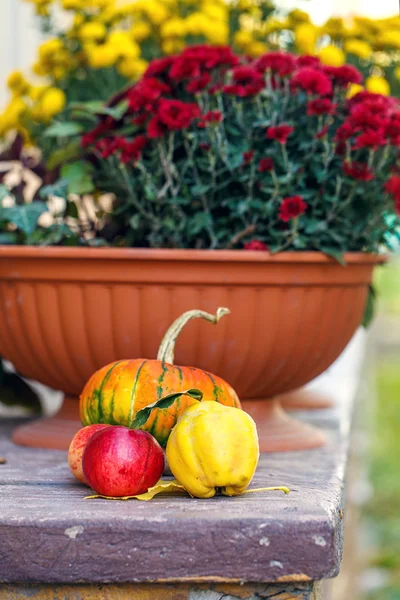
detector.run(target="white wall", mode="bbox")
[0,0,43,107]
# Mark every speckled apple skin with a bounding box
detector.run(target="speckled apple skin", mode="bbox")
[68,424,111,484]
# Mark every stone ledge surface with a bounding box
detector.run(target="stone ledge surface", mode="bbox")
[0,333,365,585]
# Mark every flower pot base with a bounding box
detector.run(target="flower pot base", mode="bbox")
[12,396,81,450]
[279,388,334,411]
[241,398,327,453]
[13,394,327,453]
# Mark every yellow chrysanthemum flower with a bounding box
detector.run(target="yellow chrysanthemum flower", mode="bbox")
[346,83,364,99]
[161,18,187,38]
[141,2,169,25]
[86,43,119,68]
[288,9,310,24]
[185,12,211,35]
[73,13,85,28]
[295,23,319,55]
[202,21,229,45]
[62,0,82,8]
[318,45,346,67]
[1,97,27,129]
[7,71,30,96]
[28,86,49,102]
[117,57,148,79]
[130,21,152,42]
[39,88,67,121]
[321,17,345,39]
[377,30,400,50]
[344,39,372,60]
[38,38,64,61]
[162,38,185,55]
[262,18,288,35]
[79,21,107,41]
[365,76,390,96]
[202,2,227,21]
[248,41,268,57]
[234,30,253,49]
[108,32,140,58]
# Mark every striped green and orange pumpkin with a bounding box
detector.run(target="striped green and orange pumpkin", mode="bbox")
[80,308,240,447]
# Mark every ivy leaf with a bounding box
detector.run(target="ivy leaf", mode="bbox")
[188,212,212,235]
[0,232,18,244]
[191,183,211,196]
[0,185,11,202]
[321,248,347,265]
[61,161,94,195]
[362,285,376,328]
[44,122,84,137]
[46,139,82,171]
[2,203,48,235]
[69,100,128,120]
[40,179,69,200]
[130,388,203,429]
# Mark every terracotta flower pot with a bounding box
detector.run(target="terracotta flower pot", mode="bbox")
[0,247,380,452]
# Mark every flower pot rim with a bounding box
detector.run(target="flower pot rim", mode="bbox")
[0,246,387,264]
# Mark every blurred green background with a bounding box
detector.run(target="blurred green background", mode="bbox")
[361,258,400,600]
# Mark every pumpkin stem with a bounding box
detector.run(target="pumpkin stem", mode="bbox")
[157,307,231,364]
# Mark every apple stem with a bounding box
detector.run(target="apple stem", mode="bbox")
[157,307,231,365]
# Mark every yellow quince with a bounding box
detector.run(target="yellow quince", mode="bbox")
[166,401,259,499]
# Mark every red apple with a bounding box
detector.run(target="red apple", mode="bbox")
[82,426,165,497]
[68,424,110,484]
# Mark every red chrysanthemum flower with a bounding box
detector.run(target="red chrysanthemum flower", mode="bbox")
[156,98,201,133]
[292,67,332,96]
[244,240,268,251]
[343,160,374,181]
[223,66,264,97]
[186,73,212,93]
[307,98,337,116]
[199,142,211,151]
[279,196,307,222]
[81,119,113,147]
[243,150,254,165]
[348,104,387,131]
[324,65,363,87]
[266,124,294,144]
[95,137,120,159]
[385,174,400,198]
[347,91,396,113]
[120,135,148,164]
[255,52,296,76]
[181,45,238,69]
[334,122,354,142]
[384,114,400,145]
[198,110,223,128]
[258,157,274,172]
[353,130,386,150]
[169,58,202,82]
[147,116,166,139]
[296,55,321,68]
[385,174,400,214]
[144,56,175,78]
[126,78,171,113]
